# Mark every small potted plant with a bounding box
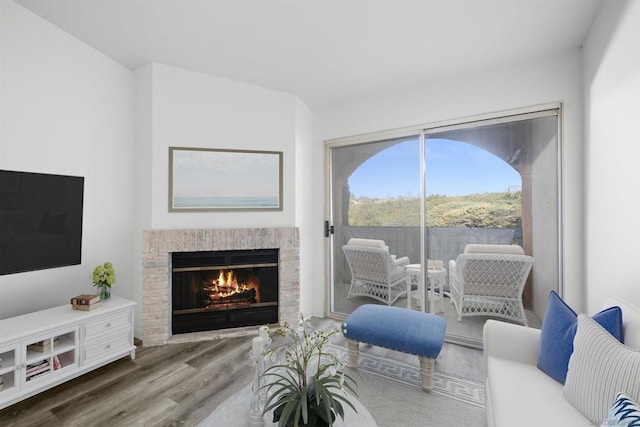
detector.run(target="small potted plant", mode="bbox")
[92,262,116,300]
[260,315,357,427]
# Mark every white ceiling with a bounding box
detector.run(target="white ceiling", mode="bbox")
[14,0,603,108]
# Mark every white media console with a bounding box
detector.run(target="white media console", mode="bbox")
[0,296,136,410]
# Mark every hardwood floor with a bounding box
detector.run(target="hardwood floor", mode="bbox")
[0,336,256,426]
[0,318,485,426]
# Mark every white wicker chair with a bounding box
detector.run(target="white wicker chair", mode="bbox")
[342,238,410,305]
[448,244,533,326]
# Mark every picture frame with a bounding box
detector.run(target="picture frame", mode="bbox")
[169,147,283,211]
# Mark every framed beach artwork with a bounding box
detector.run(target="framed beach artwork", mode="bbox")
[169,147,283,211]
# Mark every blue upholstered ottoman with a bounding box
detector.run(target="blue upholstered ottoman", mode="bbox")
[342,304,446,391]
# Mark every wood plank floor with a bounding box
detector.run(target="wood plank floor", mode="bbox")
[0,318,484,426]
[0,336,256,426]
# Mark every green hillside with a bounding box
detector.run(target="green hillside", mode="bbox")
[348,191,522,228]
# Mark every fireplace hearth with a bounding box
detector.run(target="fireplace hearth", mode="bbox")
[171,249,279,334]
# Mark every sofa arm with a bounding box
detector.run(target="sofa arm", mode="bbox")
[483,320,541,373]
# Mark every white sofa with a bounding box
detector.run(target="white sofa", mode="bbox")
[484,296,640,427]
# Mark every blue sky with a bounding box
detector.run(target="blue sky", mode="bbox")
[348,139,521,198]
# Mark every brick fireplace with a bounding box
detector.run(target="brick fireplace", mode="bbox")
[142,227,299,346]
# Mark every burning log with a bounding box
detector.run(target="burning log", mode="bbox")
[205,287,257,305]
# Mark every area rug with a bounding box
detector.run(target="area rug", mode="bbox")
[198,383,375,427]
[199,369,486,427]
[197,342,486,427]
[353,364,486,426]
[327,342,485,408]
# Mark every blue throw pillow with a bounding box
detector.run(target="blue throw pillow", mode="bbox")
[536,291,623,384]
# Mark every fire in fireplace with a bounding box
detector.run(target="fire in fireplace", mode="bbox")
[204,269,258,305]
[171,249,279,334]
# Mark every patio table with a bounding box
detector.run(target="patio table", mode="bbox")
[405,263,446,313]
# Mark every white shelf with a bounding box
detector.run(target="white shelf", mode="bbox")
[0,353,15,376]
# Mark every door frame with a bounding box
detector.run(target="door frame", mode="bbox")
[324,102,564,326]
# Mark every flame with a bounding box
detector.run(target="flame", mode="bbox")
[203,269,259,304]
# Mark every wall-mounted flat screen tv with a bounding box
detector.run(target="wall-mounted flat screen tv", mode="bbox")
[0,170,84,275]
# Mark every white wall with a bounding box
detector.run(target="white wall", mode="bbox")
[308,51,585,316]
[294,98,313,313]
[139,63,298,230]
[583,0,640,312]
[0,1,135,318]
[132,63,154,337]
[132,63,302,335]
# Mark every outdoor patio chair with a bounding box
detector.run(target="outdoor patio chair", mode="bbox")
[448,244,533,325]
[342,238,410,305]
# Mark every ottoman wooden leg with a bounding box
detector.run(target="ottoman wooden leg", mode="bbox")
[347,340,360,368]
[419,357,435,392]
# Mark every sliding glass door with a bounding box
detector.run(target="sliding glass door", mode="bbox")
[328,136,421,315]
[326,108,561,346]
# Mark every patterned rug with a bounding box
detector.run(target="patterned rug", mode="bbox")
[199,339,486,427]
[327,342,485,408]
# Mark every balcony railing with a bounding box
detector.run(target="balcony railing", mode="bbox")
[335,226,521,291]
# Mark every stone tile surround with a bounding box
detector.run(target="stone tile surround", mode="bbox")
[142,227,300,347]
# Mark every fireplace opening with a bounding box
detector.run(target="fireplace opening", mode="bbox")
[171,249,279,334]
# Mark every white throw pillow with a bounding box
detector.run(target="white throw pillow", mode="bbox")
[563,315,640,424]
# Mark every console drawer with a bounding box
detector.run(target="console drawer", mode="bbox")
[82,330,132,365]
[83,310,132,343]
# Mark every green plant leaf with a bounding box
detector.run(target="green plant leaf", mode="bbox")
[300,384,308,424]
[258,317,359,426]
[312,376,336,424]
[278,396,300,426]
[333,393,358,414]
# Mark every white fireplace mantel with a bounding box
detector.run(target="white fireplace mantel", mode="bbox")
[142,227,300,346]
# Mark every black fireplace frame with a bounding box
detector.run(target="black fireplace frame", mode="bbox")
[171,249,279,334]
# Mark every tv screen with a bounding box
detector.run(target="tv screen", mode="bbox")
[0,170,84,275]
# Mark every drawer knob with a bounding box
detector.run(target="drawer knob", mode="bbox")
[106,323,111,328]
[105,344,111,350]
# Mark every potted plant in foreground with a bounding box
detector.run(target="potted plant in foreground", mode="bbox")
[260,316,358,427]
